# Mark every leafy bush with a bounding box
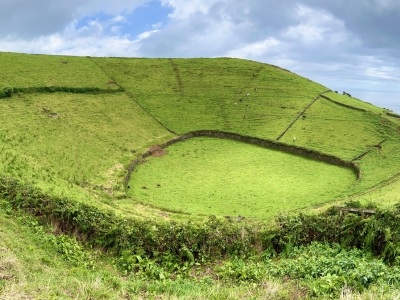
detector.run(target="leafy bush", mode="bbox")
[0,86,14,98]
[17,214,95,269]
[265,242,389,296]
[215,258,266,283]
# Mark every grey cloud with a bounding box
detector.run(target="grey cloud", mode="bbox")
[301,0,400,51]
[0,0,82,39]
[0,0,149,40]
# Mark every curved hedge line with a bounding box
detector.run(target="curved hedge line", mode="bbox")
[125,130,360,186]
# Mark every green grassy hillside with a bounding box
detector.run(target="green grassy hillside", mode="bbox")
[2,51,400,299]
[0,52,119,90]
[1,52,400,220]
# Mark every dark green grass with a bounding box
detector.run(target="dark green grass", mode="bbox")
[0,52,119,90]
[128,137,356,220]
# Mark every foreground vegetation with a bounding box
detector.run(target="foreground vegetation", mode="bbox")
[2,51,400,298]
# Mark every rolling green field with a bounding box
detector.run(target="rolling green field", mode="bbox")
[0,92,174,215]
[0,52,119,90]
[128,137,356,219]
[1,52,400,220]
[3,52,400,299]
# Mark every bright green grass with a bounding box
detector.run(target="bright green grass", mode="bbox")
[1,53,400,220]
[0,93,174,206]
[128,137,356,220]
[280,98,385,160]
[94,57,327,139]
[0,52,119,90]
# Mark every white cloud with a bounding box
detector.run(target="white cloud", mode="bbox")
[283,5,348,45]
[160,0,220,19]
[226,38,281,58]
[137,30,159,40]
[1,0,400,111]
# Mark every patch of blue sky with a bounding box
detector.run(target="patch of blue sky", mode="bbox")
[75,1,173,38]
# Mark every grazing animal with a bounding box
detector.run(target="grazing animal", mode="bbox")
[234,103,237,106]
[254,87,258,91]
[293,136,297,142]
[246,93,250,96]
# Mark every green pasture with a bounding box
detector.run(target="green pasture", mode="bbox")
[93,57,327,139]
[0,52,119,90]
[279,98,385,160]
[0,92,173,209]
[3,52,400,298]
[128,137,356,220]
[0,52,399,220]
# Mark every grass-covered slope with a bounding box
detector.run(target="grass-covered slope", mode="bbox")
[1,52,400,221]
[3,52,400,299]
[0,52,119,90]
[93,57,327,138]
[0,92,174,213]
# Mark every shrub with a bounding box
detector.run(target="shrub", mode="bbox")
[0,86,14,98]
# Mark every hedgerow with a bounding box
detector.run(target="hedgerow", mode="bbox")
[2,176,400,267]
[0,86,124,98]
[14,86,124,94]
[0,177,259,263]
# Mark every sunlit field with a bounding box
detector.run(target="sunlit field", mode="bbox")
[129,137,357,220]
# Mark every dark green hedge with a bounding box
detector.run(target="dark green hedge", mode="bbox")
[14,86,124,94]
[0,86,124,98]
[0,177,259,261]
[2,176,400,264]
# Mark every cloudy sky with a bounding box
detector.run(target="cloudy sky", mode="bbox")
[1,0,400,112]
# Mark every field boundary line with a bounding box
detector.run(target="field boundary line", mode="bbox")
[88,57,178,136]
[125,129,359,188]
[320,94,366,112]
[168,58,184,97]
[276,89,331,141]
[351,138,387,163]
[87,56,126,92]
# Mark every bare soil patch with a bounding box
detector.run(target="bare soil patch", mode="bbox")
[149,145,167,157]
